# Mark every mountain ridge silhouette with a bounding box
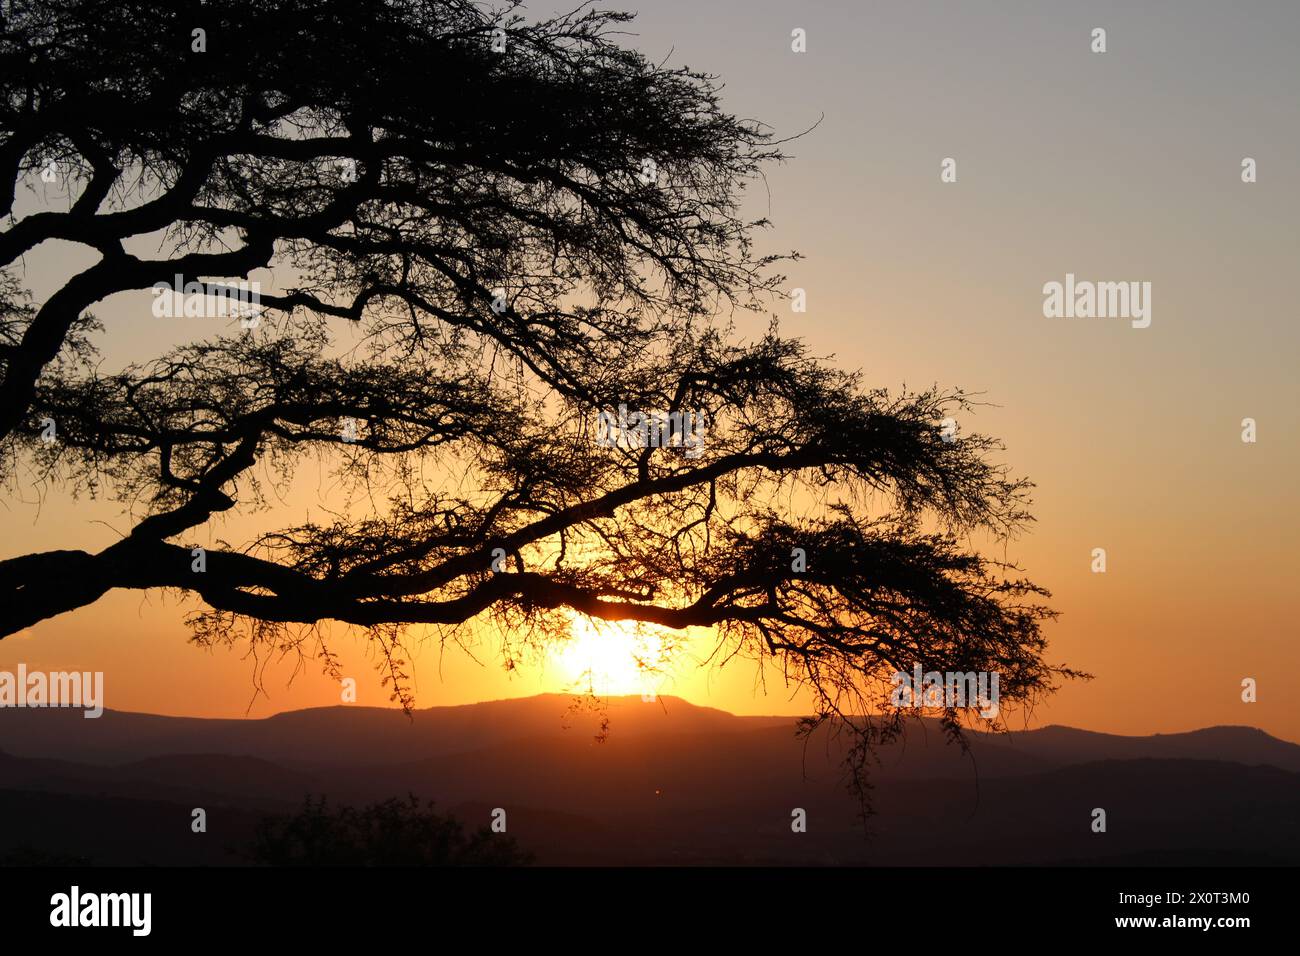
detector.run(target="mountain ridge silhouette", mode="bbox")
[3,695,1297,865]
[2,693,1296,770]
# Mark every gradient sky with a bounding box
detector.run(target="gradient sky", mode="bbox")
[2,1,1297,741]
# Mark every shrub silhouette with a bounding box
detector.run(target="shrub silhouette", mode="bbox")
[0,844,93,866]
[248,795,531,866]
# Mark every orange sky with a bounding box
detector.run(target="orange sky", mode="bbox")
[2,1,1297,741]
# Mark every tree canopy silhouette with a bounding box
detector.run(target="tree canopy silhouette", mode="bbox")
[0,0,1078,785]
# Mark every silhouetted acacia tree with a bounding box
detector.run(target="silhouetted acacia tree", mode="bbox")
[0,0,1079,794]
[249,795,531,866]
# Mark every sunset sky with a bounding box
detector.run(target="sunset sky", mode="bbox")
[2,0,1296,741]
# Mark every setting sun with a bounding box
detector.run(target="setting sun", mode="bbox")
[551,615,675,697]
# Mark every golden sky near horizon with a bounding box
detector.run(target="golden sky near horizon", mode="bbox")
[2,1,1297,741]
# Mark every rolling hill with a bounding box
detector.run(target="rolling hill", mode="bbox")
[2,694,1297,865]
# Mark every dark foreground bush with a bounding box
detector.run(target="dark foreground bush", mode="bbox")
[248,795,531,866]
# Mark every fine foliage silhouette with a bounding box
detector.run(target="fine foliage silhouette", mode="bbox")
[248,795,531,866]
[0,0,1080,799]
[0,844,93,867]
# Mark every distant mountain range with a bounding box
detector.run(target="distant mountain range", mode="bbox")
[2,695,1297,865]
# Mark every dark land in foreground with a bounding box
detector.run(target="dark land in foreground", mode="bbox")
[1,694,1296,865]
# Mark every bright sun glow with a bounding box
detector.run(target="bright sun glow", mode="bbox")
[551,614,674,697]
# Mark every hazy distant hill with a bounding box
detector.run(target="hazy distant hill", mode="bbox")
[2,695,1298,865]
[5,694,1297,772]
[987,724,1300,771]
[0,694,789,766]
